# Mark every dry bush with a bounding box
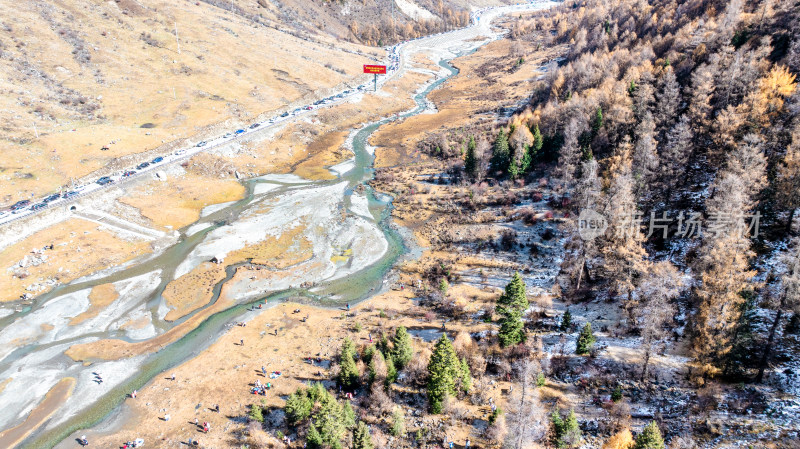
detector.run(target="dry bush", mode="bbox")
[605,400,632,434]
[368,383,395,417]
[443,396,470,421]
[453,331,476,357]
[601,429,634,449]
[469,376,492,406]
[405,347,431,387]
[485,413,509,447]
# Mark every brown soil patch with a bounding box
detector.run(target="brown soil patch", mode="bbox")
[0,377,75,448]
[69,283,120,325]
[162,262,228,322]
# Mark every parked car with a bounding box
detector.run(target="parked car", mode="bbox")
[151,156,163,164]
[63,191,79,199]
[43,193,61,202]
[305,106,313,110]
[97,176,113,185]
[280,112,289,118]
[30,202,47,211]
[235,129,245,135]
[249,123,260,129]
[10,200,31,211]
[223,132,232,138]
[122,170,136,177]
[136,162,150,170]
[196,141,207,147]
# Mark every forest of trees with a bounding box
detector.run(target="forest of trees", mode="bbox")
[431,0,800,383]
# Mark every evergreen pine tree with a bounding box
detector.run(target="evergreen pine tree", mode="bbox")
[633,421,665,449]
[562,410,582,448]
[390,406,406,436]
[490,129,511,175]
[576,323,596,355]
[307,424,324,449]
[520,144,532,174]
[392,326,413,369]
[459,357,472,393]
[530,124,543,163]
[592,106,603,136]
[560,309,572,331]
[352,421,374,449]
[285,390,313,425]
[385,353,398,385]
[508,156,520,179]
[427,334,461,413]
[496,273,529,346]
[464,136,478,179]
[249,402,264,423]
[337,337,360,389]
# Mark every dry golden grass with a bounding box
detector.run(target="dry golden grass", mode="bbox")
[162,262,227,322]
[0,218,151,303]
[119,174,246,230]
[69,283,120,325]
[228,224,313,268]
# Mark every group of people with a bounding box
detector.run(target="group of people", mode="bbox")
[251,378,273,395]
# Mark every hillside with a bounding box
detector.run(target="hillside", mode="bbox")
[0,0,497,207]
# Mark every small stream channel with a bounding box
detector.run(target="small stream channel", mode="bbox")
[19,48,466,449]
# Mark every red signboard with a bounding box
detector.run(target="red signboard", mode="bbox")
[363,64,387,74]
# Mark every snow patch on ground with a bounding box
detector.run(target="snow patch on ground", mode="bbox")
[254,173,309,184]
[253,182,282,196]
[200,201,236,218]
[329,158,356,177]
[394,0,437,21]
[349,192,373,220]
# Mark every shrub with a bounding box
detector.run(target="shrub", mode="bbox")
[551,408,581,448]
[390,407,406,436]
[611,386,623,402]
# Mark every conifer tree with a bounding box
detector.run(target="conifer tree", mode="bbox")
[520,144,532,174]
[337,337,360,390]
[464,136,478,180]
[491,129,511,175]
[385,353,398,385]
[352,421,374,449]
[427,334,462,413]
[551,408,581,448]
[497,273,529,346]
[459,357,472,393]
[530,124,544,162]
[633,421,664,449]
[576,323,595,355]
[592,106,603,136]
[560,309,572,331]
[392,326,413,369]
